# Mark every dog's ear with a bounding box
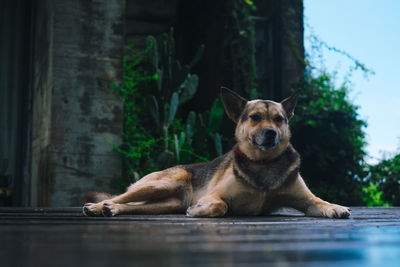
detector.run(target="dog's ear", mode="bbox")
[281,90,299,120]
[221,87,247,123]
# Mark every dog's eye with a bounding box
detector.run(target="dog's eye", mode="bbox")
[274,116,284,123]
[250,114,261,122]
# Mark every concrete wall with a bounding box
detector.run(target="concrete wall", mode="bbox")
[30,0,54,206]
[30,0,125,206]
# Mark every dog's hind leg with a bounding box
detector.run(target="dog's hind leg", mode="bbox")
[101,198,184,216]
[83,167,190,216]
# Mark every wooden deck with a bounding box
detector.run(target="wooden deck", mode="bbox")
[1,207,400,266]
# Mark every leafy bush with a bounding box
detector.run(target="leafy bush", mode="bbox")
[367,154,400,205]
[291,70,368,205]
[361,182,390,207]
[301,31,397,206]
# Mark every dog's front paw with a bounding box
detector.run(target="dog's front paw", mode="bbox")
[186,205,201,217]
[83,202,103,216]
[186,202,227,218]
[102,202,120,217]
[307,203,351,219]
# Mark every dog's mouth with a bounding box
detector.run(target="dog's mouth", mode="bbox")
[252,140,279,151]
[252,128,280,151]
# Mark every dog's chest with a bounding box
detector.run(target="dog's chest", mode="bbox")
[226,189,266,215]
[217,175,266,215]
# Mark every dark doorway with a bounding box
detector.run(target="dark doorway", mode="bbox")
[0,0,33,206]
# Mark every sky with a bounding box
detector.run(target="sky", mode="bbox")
[304,0,400,164]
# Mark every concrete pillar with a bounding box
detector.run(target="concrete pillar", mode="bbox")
[30,0,125,206]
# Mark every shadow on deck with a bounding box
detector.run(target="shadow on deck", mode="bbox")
[1,207,400,266]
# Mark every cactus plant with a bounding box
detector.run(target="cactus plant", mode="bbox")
[180,74,199,104]
[110,28,227,192]
[142,28,205,164]
[185,111,196,145]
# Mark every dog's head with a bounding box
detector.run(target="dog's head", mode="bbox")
[221,87,299,160]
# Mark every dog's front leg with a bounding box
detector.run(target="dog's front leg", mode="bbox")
[186,195,228,218]
[284,175,351,219]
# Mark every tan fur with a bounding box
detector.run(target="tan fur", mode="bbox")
[83,88,351,219]
[236,100,290,161]
[81,192,115,203]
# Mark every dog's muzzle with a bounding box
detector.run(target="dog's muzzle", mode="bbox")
[253,128,279,151]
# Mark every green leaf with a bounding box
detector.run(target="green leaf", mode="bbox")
[167,92,179,126]
[185,125,192,145]
[163,125,169,150]
[179,132,186,149]
[185,111,196,144]
[156,69,163,91]
[198,113,206,128]
[208,97,224,134]
[186,111,196,128]
[180,74,199,103]
[305,120,316,126]
[174,134,180,162]
[148,96,160,127]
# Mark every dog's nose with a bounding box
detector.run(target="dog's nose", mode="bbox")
[253,128,279,150]
[263,129,277,141]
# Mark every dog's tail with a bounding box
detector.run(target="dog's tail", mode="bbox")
[81,192,116,203]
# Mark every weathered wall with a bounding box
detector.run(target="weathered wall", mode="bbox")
[30,0,125,206]
[30,0,54,206]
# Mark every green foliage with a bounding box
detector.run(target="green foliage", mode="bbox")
[300,26,391,206]
[361,183,390,207]
[111,29,222,192]
[367,154,400,205]
[109,39,158,189]
[291,69,368,205]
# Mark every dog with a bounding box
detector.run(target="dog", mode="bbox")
[83,87,351,219]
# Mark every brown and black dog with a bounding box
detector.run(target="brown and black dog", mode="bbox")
[83,87,351,218]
